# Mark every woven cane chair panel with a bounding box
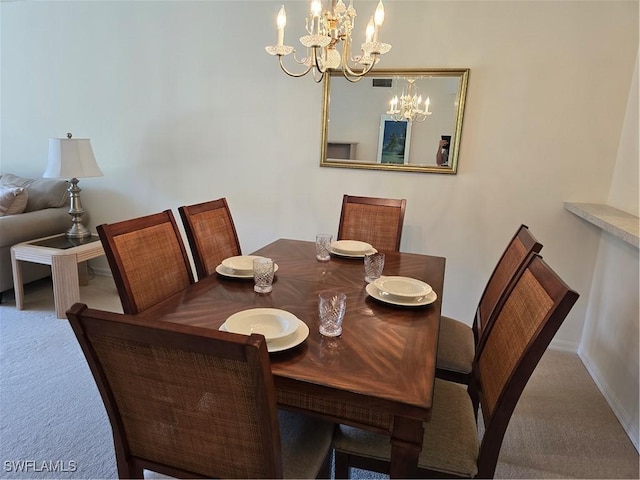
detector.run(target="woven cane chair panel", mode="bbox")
[478,237,527,327]
[90,333,272,478]
[191,209,240,276]
[341,203,402,252]
[114,223,191,312]
[478,268,553,417]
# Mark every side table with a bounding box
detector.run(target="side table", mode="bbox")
[11,234,105,319]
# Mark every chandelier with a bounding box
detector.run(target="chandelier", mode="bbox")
[386,78,432,122]
[265,0,391,83]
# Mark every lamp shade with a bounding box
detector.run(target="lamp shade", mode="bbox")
[44,136,103,179]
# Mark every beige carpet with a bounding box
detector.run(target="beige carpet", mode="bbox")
[1,275,638,479]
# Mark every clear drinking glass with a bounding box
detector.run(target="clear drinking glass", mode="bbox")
[364,252,385,283]
[318,291,347,337]
[316,234,333,261]
[253,257,275,293]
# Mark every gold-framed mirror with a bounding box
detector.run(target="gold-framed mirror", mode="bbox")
[320,68,469,174]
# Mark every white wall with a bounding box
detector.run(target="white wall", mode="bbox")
[579,54,639,450]
[1,0,638,441]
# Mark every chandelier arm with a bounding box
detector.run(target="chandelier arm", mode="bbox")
[338,36,375,82]
[312,63,326,83]
[278,55,315,78]
[313,46,328,74]
[342,58,375,81]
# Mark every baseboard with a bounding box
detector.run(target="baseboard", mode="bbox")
[578,347,640,452]
[549,338,579,353]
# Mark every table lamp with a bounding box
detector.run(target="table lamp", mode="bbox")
[43,133,103,239]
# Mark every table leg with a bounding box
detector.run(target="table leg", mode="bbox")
[78,261,89,286]
[389,416,424,478]
[51,254,80,319]
[10,249,25,311]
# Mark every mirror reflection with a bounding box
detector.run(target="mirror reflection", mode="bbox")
[321,68,469,174]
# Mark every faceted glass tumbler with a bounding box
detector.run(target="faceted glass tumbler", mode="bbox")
[318,291,347,337]
[253,257,274,293]
[316,234,333,261]
[364,252,385,283]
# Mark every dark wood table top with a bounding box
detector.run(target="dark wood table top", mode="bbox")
[116,238,445,477]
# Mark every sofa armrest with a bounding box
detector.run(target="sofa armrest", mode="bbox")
[0,207,70,248]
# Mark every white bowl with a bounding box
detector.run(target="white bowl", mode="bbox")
[330,240,373,255]
[221,255,263,274]
[225,308,298,341]
[373,276,432,299]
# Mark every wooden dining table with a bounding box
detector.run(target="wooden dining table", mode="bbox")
[91,238,445,478]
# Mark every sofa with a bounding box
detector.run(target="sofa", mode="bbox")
[0,173,71,295]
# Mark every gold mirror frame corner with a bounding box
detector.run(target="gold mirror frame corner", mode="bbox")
[320,68,469,174]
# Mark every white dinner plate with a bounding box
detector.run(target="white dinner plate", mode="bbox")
[225,308,298,341]
[221,255,264,274]
[330,240,374,255]
[373,276,433,299]
[330,247,378,258]
[366,282,437,307]
[220,319,309,353]
[216,263,279,279]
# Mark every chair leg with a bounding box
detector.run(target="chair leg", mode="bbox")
[334,451,351,479]
[117,458,143,479]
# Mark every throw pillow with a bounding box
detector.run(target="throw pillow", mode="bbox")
[0,185,29,216]
[0,173,68,212]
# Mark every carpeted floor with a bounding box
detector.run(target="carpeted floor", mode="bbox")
[1,275,638,479]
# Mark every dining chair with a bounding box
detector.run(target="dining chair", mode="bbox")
[333,253,579,479]
[97,210,194,315]
[178,198,241,280]
[437,224,542,384]
[337,194,407,252]
[66,303,334,479]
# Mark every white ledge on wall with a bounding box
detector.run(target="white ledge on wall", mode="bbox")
[564,202,639,248]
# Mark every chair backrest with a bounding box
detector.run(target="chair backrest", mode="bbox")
[178,198,241,280]
[97,210,194,315]
[474,224,543,340]
[66,303,283,479]
[337,194,407,252]
[471,253,579,478]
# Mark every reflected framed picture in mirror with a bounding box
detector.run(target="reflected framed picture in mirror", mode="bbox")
[377,115,412,164]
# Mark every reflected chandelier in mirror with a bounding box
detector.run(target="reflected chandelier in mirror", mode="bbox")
[321,68,469,173]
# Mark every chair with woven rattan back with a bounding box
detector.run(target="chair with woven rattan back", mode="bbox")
[333,253,579,479]
[67,303,334,479]
[178,198,241,280]
[437,224,542,385]
[97,210,194,315]
[337,195,407,252]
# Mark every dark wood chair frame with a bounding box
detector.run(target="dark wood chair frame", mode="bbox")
[178,198,242,280]
[337,194,407,252]
[97,210,194,315]
[335,253,579,479]
[67,303,333,479]
[436,224,543,385]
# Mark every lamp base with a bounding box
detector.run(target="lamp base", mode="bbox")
[65,177,93,240]
[65,223,92,239]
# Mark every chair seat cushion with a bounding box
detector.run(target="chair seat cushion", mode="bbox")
[279,410,334,479]
[333,379,479,477]
[437,316,475,374]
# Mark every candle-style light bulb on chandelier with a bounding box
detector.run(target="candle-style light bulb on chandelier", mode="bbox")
[265,0,391,83]
[387,78,432,123]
